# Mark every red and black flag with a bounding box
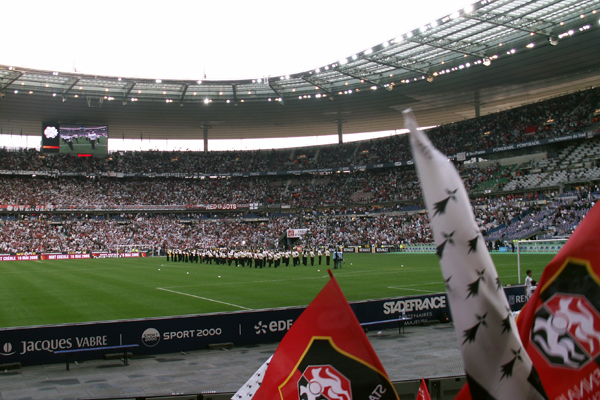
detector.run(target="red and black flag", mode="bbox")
[250,270,399,400]
[516,201,600,400]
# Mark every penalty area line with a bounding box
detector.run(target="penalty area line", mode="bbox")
[156,287,251,310]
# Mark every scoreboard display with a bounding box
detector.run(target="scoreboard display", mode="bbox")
[41,122,108,156]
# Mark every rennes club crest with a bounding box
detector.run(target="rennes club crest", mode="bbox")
[280,338,397,400]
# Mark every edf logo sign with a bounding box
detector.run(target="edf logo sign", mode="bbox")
[254,319,294,335]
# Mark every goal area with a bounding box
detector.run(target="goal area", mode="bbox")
[115,244,157,257]
[516,238,568,283]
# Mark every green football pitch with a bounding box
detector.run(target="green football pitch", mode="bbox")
[0,253,555,329]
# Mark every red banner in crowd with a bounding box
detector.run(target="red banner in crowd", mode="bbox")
[41,253,91,260]
[0,252,145,262]
[0,254,40,261]
[0,205,56,212]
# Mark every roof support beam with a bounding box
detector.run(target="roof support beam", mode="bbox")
[232,84,238,106]
[0,72,23,92]
[301,75,334,97]
[179,83,189,105]
[122,81,136,100]
[63,78,80,95]
[268,82,284,100]
[467,11,554,36]
[364,55,430,76]
[405,36,486,59]
[336,67,389,91]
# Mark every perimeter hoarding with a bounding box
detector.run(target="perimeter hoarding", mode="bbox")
[0,287,526,367]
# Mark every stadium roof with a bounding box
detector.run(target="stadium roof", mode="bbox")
[1,0,599,143]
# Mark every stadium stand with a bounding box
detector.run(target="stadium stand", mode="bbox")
[1,87,599,254]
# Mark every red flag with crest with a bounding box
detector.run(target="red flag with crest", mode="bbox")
[251,270,399,400]
[515,201,600,400]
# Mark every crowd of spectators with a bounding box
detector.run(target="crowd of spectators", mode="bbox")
[0,189,594,254]
[0,169,426,209]
[1,87,598,175]
[1,87,599,254]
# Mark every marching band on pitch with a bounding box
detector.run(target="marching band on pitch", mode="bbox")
[166,247,342,268]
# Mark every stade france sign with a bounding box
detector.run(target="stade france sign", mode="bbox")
[0,286,527,367]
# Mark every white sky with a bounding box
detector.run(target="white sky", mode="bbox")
[2,0,472,151]
[3,0,474,81]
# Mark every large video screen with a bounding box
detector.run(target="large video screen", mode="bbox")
[42,123,108,156]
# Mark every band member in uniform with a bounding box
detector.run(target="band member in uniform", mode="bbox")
[325,248,331,266]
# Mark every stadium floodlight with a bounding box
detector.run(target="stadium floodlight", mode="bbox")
[549,36,559,46]
[483,57,492,66]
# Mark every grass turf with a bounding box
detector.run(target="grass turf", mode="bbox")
[0,252,555,328]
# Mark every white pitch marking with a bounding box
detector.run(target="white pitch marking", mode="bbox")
[388,287,437,293]
[156,287,251,310]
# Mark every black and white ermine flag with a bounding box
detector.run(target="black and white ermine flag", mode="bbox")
[404,109,547,400]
